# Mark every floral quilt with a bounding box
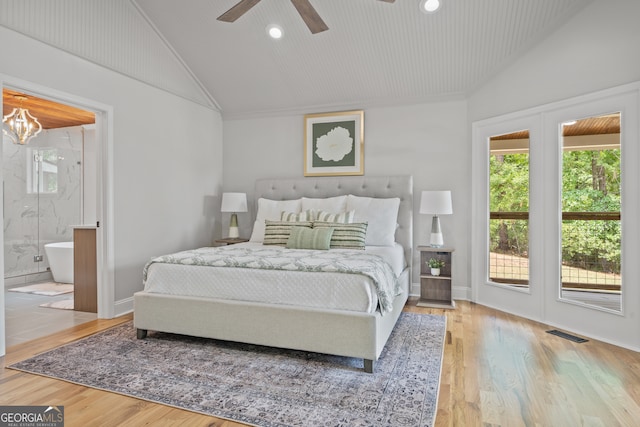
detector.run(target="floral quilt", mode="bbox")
[143,245,400,314]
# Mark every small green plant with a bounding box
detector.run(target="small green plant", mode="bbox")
[428,258,445,268]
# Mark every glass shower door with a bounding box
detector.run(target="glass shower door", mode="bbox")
[3,137,41,279]
[3,128,83,282]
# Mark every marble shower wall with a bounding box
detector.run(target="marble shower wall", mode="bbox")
[3,126,85,280]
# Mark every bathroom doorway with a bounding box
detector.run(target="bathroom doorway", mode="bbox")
[3,87,98,346]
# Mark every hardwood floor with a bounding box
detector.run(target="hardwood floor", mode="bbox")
[2,301,640,426]
[5,287,97,347]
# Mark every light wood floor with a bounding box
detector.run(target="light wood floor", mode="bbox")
[2,300,640,426]
[5,287,96,347]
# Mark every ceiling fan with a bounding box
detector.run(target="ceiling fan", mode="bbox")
[218,0,396,34]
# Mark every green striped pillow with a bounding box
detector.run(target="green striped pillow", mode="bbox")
[313,221,367,249]
[315,210,355,223]
[286,226,334,250]
[280,210,314,222]
[263,220,313,246]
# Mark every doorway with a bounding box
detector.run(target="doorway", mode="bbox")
[1,82,112,351]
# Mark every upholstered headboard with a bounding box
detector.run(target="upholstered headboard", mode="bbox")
[254,176,413,276]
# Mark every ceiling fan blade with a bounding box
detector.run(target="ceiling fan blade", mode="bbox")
[290,0,328,34]
[217,0,262,23]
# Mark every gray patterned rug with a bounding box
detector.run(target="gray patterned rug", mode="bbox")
[10,313,446,427]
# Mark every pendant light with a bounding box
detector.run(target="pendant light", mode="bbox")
[2,95,43,145]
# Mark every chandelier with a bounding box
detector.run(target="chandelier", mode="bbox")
[2,95,42,145]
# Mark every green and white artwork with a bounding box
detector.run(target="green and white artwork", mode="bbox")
[304,110,364,176]
[312,120,356,167]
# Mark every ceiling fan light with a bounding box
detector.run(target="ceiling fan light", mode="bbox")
[420,0,440,14]
[266,24,283,39]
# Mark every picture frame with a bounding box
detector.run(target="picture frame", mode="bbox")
[304,110,364,176]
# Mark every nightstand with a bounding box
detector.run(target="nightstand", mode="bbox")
[417,246,455,309]
[214,238,249,246]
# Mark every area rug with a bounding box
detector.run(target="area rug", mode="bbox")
[10,312,446,427]
[8,282,73,296]
[39,298,74,310]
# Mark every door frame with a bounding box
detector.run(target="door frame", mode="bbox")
[0,75,115,356]
[472,81,640,351]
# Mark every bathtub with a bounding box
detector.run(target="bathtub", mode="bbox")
[44,241,74,284]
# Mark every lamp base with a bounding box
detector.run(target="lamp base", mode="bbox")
[228,226,239,239]
[228,213,239,238]
[430,215,444,247]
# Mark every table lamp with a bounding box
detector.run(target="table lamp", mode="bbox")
[221,192,247,238]
[420,190,452,247]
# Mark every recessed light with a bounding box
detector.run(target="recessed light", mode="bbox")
[266,24,283,39]
[420,0,441,14]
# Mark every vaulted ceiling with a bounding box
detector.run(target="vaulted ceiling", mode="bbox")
[135,0,592,119]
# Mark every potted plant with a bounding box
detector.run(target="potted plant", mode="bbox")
[428,258,445,276]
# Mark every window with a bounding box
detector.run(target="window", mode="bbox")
[560,113,621,311]
[27,148,59,194]
[489,130,530,288]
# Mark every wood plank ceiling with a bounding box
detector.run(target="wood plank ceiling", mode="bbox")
[490,114,621,141]
[2,88,95,130]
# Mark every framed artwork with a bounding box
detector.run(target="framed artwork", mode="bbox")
[304,110,364,176]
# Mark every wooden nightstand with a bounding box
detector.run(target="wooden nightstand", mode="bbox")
[214,238,249,246]
[417,245,455,309]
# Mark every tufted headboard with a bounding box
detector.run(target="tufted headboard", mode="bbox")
[254,176,413,277]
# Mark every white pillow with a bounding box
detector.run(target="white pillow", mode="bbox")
[250,198,302,242]
[346,195,400,246]
[301,196,347,213]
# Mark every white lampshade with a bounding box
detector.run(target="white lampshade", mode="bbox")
[221,193,247,239]
[419,191,452,215]
[420,191,452,247]
[221,193,248,213]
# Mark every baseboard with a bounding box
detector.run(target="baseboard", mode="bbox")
[453,285,471,301]
[410,282,420,297]
[114,296,134,317]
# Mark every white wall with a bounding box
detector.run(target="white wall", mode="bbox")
[0,25,223,354]
[468,0,640,121]
[223,100,470,297]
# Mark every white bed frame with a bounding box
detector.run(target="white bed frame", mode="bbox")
[134,175,413,373]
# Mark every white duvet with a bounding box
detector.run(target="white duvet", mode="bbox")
[143,242,406,314]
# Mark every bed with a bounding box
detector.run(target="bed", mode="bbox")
[133,175,413,373]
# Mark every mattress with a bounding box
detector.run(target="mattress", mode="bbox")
[143,242,406,314]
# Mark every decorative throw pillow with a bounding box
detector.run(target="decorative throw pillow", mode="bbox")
[280,210,314,222]
[263,220,312,246]
[313,221,367,250]
[286,226,334,250]
[315,210,355,223]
